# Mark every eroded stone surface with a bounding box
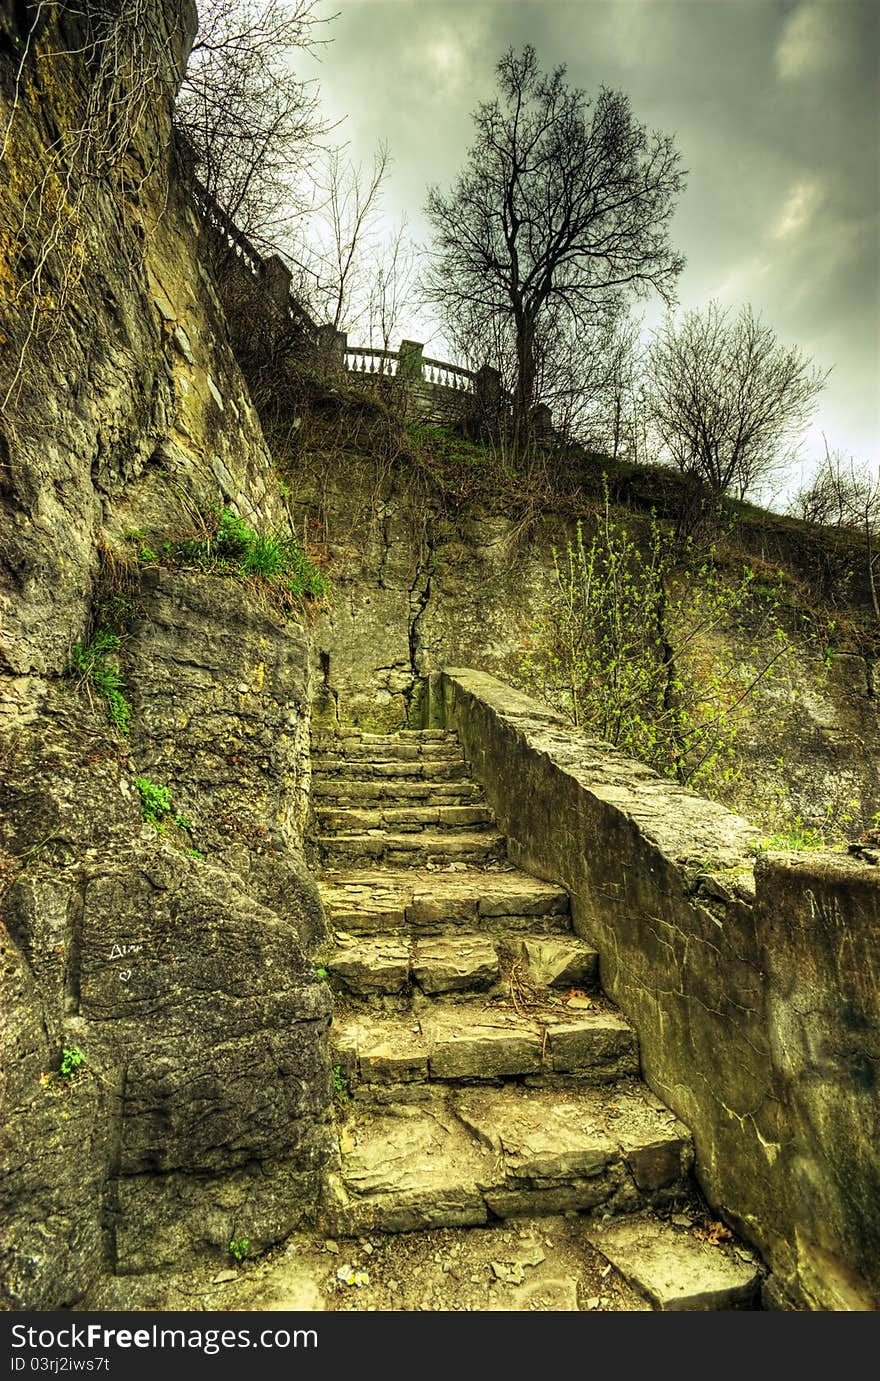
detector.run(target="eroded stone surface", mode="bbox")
[502,935,599,989]
[584,1214,761,1310]
[412,936,500,993]
[328,939,410,995]
[322,1106,493,1234]
[319,868,571,936]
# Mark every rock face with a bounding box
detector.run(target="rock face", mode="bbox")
[440,668,880,1311]
[126,568,325,949]
[0,0,285,682]
[0,2,331,1309]
[291,459,880,832]
[0,626,333,1307]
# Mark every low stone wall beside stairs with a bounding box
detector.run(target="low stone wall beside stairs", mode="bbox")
[438,668,880,1312]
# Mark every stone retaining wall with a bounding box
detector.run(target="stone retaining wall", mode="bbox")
[439,668,880,1311]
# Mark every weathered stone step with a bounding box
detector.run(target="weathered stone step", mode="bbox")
[314,729,457,745]
[584,1213,761,1311]
[316,803,495,835]
[312,741,462,764]
[321,1083,692,1235]
[317,829,507,868]
[319,867,572,936]
[311,778,486,805]
[326,932,598,997]
[332,998,637,1088]
[311,757,471,782]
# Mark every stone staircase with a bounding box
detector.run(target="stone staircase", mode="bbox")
[309,726,762,1310]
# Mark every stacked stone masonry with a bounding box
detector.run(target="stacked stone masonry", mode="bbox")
[438,668,880,1311]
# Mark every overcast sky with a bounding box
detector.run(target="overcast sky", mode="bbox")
[301,0,879,487]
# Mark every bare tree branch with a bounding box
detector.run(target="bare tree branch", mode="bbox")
[174,0,334,253]
[422,44,685,454]
[646,301,829,499]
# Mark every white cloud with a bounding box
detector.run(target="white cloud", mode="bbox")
[772,179,822,239]
[775,1,852,82]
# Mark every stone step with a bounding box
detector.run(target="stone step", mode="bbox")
[314,729,458,746]
[311,778,486,805]
[316,804,496,835]
[321,1083,693,1235]
[311,757,471,782]
[318,868,572,937]
[312,741,463,764]
[583,1213,762,1311]
[326,932,599,998]
[317,829,507,868]
[332,998,638,1088]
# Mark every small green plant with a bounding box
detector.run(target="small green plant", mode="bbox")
[314,965,329,980]
[137,546,158,563]
[135,777,192,837]
[70,630,131,734]
[228,1238,249,1263]
[332,1063,349,1098]
[135,777,172,825]
[753,823,828,853]
[59,1046,85,1080]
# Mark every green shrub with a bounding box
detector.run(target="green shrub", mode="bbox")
[522,493,796,798]
[134,777,192,833]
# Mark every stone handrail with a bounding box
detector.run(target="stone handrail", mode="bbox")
[344,345,399,377]
[342,339,478,397]
[435,667,880,1311]
[422,356,475,392]
[189,171,318,341]
[183,150,499,415]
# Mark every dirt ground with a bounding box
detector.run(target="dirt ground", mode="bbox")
[80,1214,656,1313]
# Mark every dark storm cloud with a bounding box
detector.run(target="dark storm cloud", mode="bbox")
[305,0,879,471]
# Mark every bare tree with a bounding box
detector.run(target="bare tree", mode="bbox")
[792,446,880,620]
[293,145,421,346]
[646,301,829,500]
[305,144,389,332]
[368,216,418,351]
[538,310,643,458]
[422,45,685,454]
[174,0,331,251]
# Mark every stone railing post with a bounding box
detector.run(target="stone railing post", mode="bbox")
[475,364,502,413]
[316,323,347,377]
[396,340,425,383]
[261,254,292,312]
[531,401,553,441]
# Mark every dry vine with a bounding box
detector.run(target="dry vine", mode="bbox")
[0,1,180,410]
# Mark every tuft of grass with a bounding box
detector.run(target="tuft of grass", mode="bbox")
[70,630,131,734]
[164,508,330,604]
[752,822,828,853]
